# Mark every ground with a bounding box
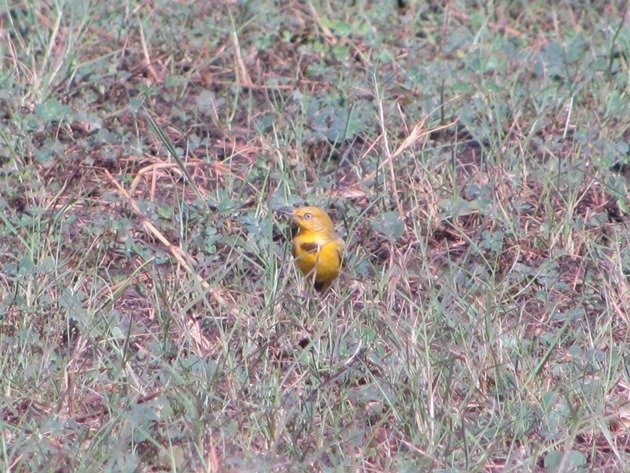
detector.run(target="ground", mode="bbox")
[0,1,629,471]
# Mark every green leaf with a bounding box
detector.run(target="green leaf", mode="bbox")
[544,451,562,470]
[196,90,224,116]
[35,98,71,123]
[481,230,503,252]
[541,391,557,412]
[372,211,404,240]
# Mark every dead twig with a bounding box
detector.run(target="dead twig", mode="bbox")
[104,170,232,311]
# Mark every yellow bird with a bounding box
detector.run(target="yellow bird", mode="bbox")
[278,206,344,292]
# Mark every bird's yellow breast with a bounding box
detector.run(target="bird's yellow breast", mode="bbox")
[279,205,344,292]
[293,232,343,283]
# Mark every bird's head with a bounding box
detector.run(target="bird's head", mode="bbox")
[277,206,335,233]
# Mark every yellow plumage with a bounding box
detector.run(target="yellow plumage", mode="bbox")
[279,206,344,292]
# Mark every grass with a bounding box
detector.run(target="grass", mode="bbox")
[1,1,628,471]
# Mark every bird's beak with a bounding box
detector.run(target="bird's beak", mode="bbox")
[275,207,295,219]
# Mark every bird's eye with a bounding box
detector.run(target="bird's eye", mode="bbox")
[304,213,313,220]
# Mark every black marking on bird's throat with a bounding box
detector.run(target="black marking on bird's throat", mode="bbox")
[299,242,319,253]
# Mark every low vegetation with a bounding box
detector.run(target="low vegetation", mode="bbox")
[1,1,628,471]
